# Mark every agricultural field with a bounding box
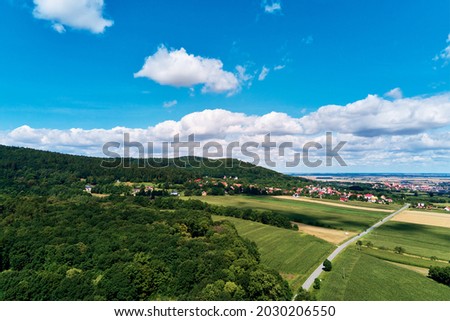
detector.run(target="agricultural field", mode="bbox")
[211,215,334,290]
[433,202,450,207]
[91,193,110,198]
[391,210,450,228]
[362,221,450,261]
[410,207,450,214]
[316,248,450,301]
[276,196,400,211]
[293,223,356,244]
[362,247,449,269]
[190,195,389,231]
[386,262,429,276]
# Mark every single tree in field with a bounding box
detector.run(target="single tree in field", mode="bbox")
[366,241,374,248]
[323,259,332,272]
[356,240,363,251]
[394,246,405,254]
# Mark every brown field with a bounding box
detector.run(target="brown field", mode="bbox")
[279,273,297,281]
[91,193,110,198]
[292,222,356,244]
[391,210,450,228]
[275,196,392,212]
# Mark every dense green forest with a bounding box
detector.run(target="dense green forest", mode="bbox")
[0,195,291,300]
[0,145,297,300]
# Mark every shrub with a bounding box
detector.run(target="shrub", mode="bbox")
[313,278,321,290]
[323,259,332,272]
[295,288,316,301]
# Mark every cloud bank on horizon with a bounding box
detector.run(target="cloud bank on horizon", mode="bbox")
[3,92,450,172]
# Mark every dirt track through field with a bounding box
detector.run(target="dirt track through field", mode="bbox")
[292,222,356,244]
[391,210,450,228]
[386,261,429,276]
[275,196,392,212]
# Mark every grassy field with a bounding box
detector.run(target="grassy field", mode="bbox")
[316,249,450,301]
[361,247,449,269]
[433,202,450,207]
[211,215,334,290]
[391,210,450,228]
[190,195,389,231]
[362,221,450,261]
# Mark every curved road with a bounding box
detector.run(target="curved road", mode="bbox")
[299,203,410,293]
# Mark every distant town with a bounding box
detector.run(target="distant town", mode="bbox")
[297,173,450,194]
[82,172,450,212]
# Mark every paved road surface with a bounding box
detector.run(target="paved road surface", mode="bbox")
[298,203,410,294]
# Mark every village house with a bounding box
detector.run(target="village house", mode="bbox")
[416,203,425,209]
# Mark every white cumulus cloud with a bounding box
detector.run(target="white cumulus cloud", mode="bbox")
[300,94,450,137]
[258,66,270,81]
[52,23,66,33]
[433,33,450,65]
[134,46,242,95]
[33,0,113,34]
[384,87,403,100]
[263,1,282,14]
[163,100,178,108]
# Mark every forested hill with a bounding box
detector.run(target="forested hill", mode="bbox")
[0,145,303,195]
[0,144,294,301]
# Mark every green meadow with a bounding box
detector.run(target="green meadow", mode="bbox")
[362,221,450,261]
[316,248,450,301]
[361,247,449,269]
[193,195,388,231]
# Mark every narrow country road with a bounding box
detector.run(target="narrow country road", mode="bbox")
[299,203,410,293]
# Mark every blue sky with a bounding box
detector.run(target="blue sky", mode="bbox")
[1,0,450,172]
